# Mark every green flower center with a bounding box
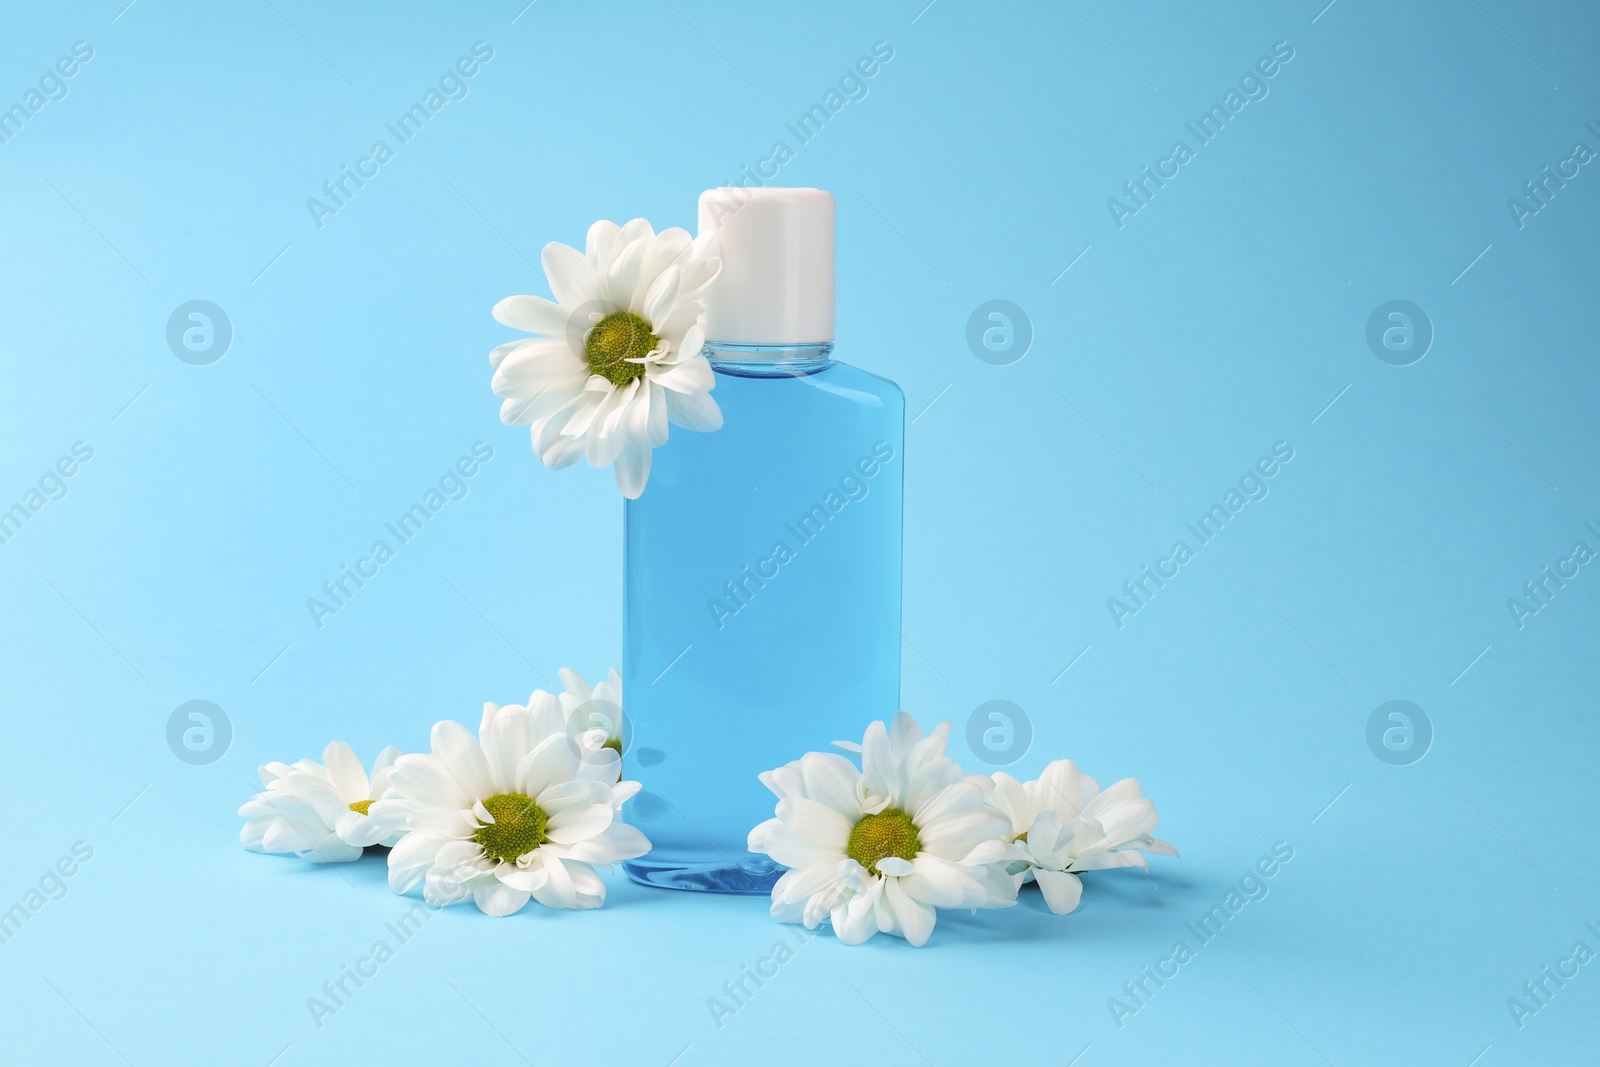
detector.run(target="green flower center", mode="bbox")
[347,800,373,816]
[584,311,656,386]
[846,808,921,876]
[603,737,622,754]
[472,792,549,863]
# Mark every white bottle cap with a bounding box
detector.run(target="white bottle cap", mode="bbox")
[697,187,834,345]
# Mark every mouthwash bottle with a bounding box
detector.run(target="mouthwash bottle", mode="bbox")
[622,187,905,892]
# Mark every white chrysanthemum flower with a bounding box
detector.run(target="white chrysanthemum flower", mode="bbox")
[748,712,1016,947]
[558,666,624,768]
[370,692,650,916]
[990,760,1177,915]
[489,218,722,499]
[238,742,403,863]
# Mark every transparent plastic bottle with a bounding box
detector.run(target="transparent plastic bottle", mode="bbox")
[621,189,904,892]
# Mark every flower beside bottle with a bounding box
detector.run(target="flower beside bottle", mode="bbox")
[745,712,1177,946]
[239,668,639,916]
[241,692,1176,941]
[488,219,723,499]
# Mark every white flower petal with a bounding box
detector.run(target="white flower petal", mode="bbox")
[859,719,898,800]
[387,753,468,810]
[1030,759,1097,820]
[334,809,386,847]
[489,339,529,372]
[435,839,484,870]
[673,323,707,364]
[430,720,494,801]
[770,860,845,908]
[652,356,716,397]
[1140,836,1180,858]
[536,420,589,470]
[495,859,549,892]
[795,751,866,819]
[916,805,1010,860]
[481,703,539,795]
[899,854,979,908]
[258,819,323,856]
[516,733,581,799]
[299,837,364,864]
[883,876,936,946]
[832,877,885,945]
[473,880,532,917]
[606,233,650,310]
[545,801,614,844]
[910,774,984,827]
[675,255,720,302]
[239,816,272,851]
[407,807,477,838]
[424,866,479,907]
[987,773,1034,837]
[639,228,693,295]
[639,263,682,326]
[257,761,292,787]
[531,857,578,909]
[876,856,915,877]
[370,745,402,783]
[585,219,621,270]
[1070,849,1147,872]
[557,667,593,706]
[748,818,844,871]
[536,778,604,815]
[321,741,369,804]
[366,798,417,834]
[388,832,445,893]
[584,385,638,469]
[611,439,651,499]
[542,240,603,309]
[614,217,655,248]
[643,382,670,447]
[599,821,652,860]
[564,861,608,909]
[492,294,570,335]
[663,384,723,433]
[1035,869,1085,915]
[492,338,587,399]
[777,797,853,850]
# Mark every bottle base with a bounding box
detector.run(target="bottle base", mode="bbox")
[623,854,782,894]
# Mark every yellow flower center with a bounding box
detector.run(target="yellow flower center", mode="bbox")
[347,800,373,816]
[846,808,921,876]
[584,311,655,386]
[472,792,549,863]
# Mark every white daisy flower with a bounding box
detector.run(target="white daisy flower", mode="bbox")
[238,742,403,863]
[370,692,651,916]
[990,760,1178,915]
[558,666,624,771]
[489,218,723,499]
[747,712,1016,947]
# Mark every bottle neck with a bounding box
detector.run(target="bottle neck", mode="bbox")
[705,341,834,378]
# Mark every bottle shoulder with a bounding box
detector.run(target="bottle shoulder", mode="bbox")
[792,362,903,416]
[822,361,904,403]
[708,356,903,416]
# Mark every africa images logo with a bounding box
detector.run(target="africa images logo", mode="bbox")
[305,42,494,229]
[1105,41,1295,229]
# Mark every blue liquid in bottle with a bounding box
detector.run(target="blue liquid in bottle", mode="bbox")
[622,344,904,892]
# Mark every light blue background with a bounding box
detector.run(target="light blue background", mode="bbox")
[2,0,1597,1063]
